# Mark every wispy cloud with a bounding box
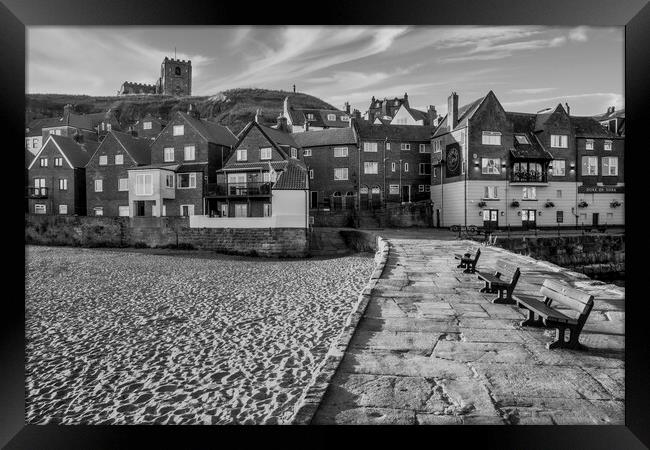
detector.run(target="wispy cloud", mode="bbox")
[502,92,624,111]
[509,87,557,94]
[569,26,589,42]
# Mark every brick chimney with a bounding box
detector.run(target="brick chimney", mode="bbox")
[187,103,200,119]
[426,105,437,126]
[344,101,350,114]
[403,92,409,108]
[448,92,459,129]
[276,114,290,133]
[254,109,261,123]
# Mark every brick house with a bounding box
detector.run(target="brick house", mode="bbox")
[41,104,102,143]
[207,117,308,222]
[126,107,237,217]
[592,106,625,137]
[430,90,624,229]
[354,121,435,208]
[390,103,438,126]
[25,117,60,156]
[27,134,98,216]
[282,96,350,133]
[292,127,359,210]
[86,131,151,217]
[132,113,166,140]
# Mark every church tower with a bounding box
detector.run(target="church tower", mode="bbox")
[158,57,192,96]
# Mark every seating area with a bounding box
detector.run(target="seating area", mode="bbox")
[454,248,481,273]
[476,259,521,304]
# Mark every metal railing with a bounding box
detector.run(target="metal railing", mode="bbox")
[206,182,272,196]
[510,170,547,183]
[27,187,48,198]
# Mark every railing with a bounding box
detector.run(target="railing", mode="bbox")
[27,187,48,198]
[510,170,547,183]
[206,182,272,196]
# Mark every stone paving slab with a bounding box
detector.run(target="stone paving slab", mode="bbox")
[312,232,625,425]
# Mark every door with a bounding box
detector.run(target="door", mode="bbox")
[181,204,195,216]
[592,213,599,226]
[135,201,145,217]
[483,209,499,229]
[436,209,441,228]
[401,185,411,203]
[310,191,318,209]
[234,203,248,217]
[220,203,228,217]
[522,209,537,229]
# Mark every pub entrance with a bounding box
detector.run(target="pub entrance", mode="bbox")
[482,209,499,230]
[522,209,537,230]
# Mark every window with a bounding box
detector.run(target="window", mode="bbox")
[165,174,174,188]
[363,142,377,152]
[54,157,63,167]
[484,186,498,199]
[118,178,129,191]
[94,179,103,192]
[233,204,247,217]
[181,205,195,217]
[404,163,409,172]
[389,185,399,195]
[135,173,153,195]
[118,206,130,217]
[433,140,441,152]
[391,162,396,172]
[58,179,68,191]
[143,121,152,130]
[309,169,314,179]
[58,204,68,215]
[99,155,108,166]
[364,162,378,174]
[522,186,536,200]
[94,207,104,216]
[604,140,612,151]
[556,211,564,223]
[334,168,349,180]
[263,172,271,182]
[55,129,61,135]
[418,185,425,192]
[306,113,315,121]
[39,158,48,167]
[341,116,349,122]
[34,178,46,188]
[419,144,427,153]
[173,125,184,136]
[164,147,175,162]
[556,189,562,198]
[515,135,529,144]
[263,203,272,217]
[602,157,618,176]
[115,154,124,165]
[107,124,112,131]
[303,148,312,157]
[236,149,247,161]
[481,158,501,174]
[327,114,336,121]
[183,145,196,161]
[586,139,594,150]
[291,148,298,158]
[177,173,197,188]
[386,142,391,151]
[333,147,348,157]
[260,147,271,160]
[582,156,598,175]
[482,131,502,145]
[433,167,438,178]
[550,160,566,176]
[550,134,568,148]
[419,163,431,175]
[401,143,411,151]
[34,204,46,214]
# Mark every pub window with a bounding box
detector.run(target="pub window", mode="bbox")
[481,158,501,174]
[582,156,598,175]
[604,140,613,151]
[550,134,568,148]
[602,157,618,176]
[482,131,501,145]
[333,147,348,157]
[586,139,594,150]
[334,168,348,180]
[484,186,498,199]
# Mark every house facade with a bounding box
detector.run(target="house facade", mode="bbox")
[282,96,350,133]
[85,131,151,217]
[27,135,98,216]
[126,107,237,217]
[430,91,624,229]
[41,105,102,143]
[593,106,625,137]
[132,113,166,140]
[389,104,438,126]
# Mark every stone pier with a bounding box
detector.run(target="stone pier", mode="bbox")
[311,230,625,425]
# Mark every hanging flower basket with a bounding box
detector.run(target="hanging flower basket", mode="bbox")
[578,200,589,208]
[610,200,622,208]
[510,200,520,208]
[544,201,555,208]
[477,201,487,208]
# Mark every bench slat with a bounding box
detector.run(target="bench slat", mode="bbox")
[540,282,594,314]
[495,259,518,277]
[515,294,578,325]
[543,280,594,303]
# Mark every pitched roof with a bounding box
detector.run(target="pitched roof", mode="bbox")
[355,121,435,141]
[109,131,151,165]
[406,107,428,122]
[26,117,62,136]
[291,127,356,148]
[258,122,299,148]
[179,112,238,146]
[593,107,625,121]
[273,161,308,190]
[571,116,620,138]
[433,95,486,137]
[49,135,98,168]
[286,104,348,128]
[221,160,290,171]
[510,133,553,160]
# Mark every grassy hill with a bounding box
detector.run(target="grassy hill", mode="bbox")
[26,88,340,135]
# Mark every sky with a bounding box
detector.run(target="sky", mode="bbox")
[27,26,624,117]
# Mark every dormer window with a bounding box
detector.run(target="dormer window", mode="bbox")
[327,114,336,121]
[291,148,298,158]
[143,121,152,130]
[515,135,529,144]
[173,125,184,136]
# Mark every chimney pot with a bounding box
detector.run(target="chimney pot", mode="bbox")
[448,92,459,129]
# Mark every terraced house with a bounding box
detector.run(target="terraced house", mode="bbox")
[85,131,151,217]
[282,96,350,133]
[190,116,309,229]
[126,106,237,217]
[430,90,624,229]
[27,134,98,216]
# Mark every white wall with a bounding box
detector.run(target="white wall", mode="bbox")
[127,169,176,217]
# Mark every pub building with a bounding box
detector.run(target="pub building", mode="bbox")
[430,91,624,229]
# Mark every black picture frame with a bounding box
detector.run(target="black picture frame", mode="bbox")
[3,0,648,447]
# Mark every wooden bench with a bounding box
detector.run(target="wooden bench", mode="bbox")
[476,259,521,304]
[454,248,481,273]
[514,279,594,350]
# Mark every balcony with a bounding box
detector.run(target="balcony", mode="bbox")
[510,170,548,184]
[206,182,272,197]
[27,187,48,198]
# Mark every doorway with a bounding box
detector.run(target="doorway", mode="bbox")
[483,209,499,230]
[592,213,599,226]
[310,191,318,209]
[401,185,411,203]
[135,201,145,217]
[436,209,441,228]
[522,209,537,230]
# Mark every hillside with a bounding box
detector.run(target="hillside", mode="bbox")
[25,88,341,135]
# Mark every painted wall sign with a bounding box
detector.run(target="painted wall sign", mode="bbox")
[577,185,624,194]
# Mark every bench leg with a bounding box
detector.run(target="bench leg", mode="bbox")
[565,327,588,351]
[520,309,545,327]
[493,288,515,305]
[547,326,567,349]
[479,281,489,293]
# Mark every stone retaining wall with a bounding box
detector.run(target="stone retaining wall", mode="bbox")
[290,234,390,424]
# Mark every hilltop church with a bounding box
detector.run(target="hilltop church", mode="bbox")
[118,56,192,97]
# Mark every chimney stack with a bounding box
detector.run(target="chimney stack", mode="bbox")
[565,102,570,116]
[427,105,437,126]
[276,115,290,133]
[254,109,261,123]
[344,101,350,114]
[187,103,200,119]
[448,92,459,129]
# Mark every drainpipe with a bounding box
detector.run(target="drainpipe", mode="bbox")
[383,137,387,208]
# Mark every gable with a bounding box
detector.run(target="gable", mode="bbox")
[468,91,510,132]
[28,136,74,170]
[226,125,287,166]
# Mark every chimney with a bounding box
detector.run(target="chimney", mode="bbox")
[427,105,437,126]
[344,101,350,114]
[187,103,200,119]
[565,102,570,116]
[72,131,84,144]
[293,84,296,93]
[276,115,290,133]
[403,92,409,107]
[283,96,290,118]
[448,92,459,129]
[63,104,73,116]
[254,109,261,123]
